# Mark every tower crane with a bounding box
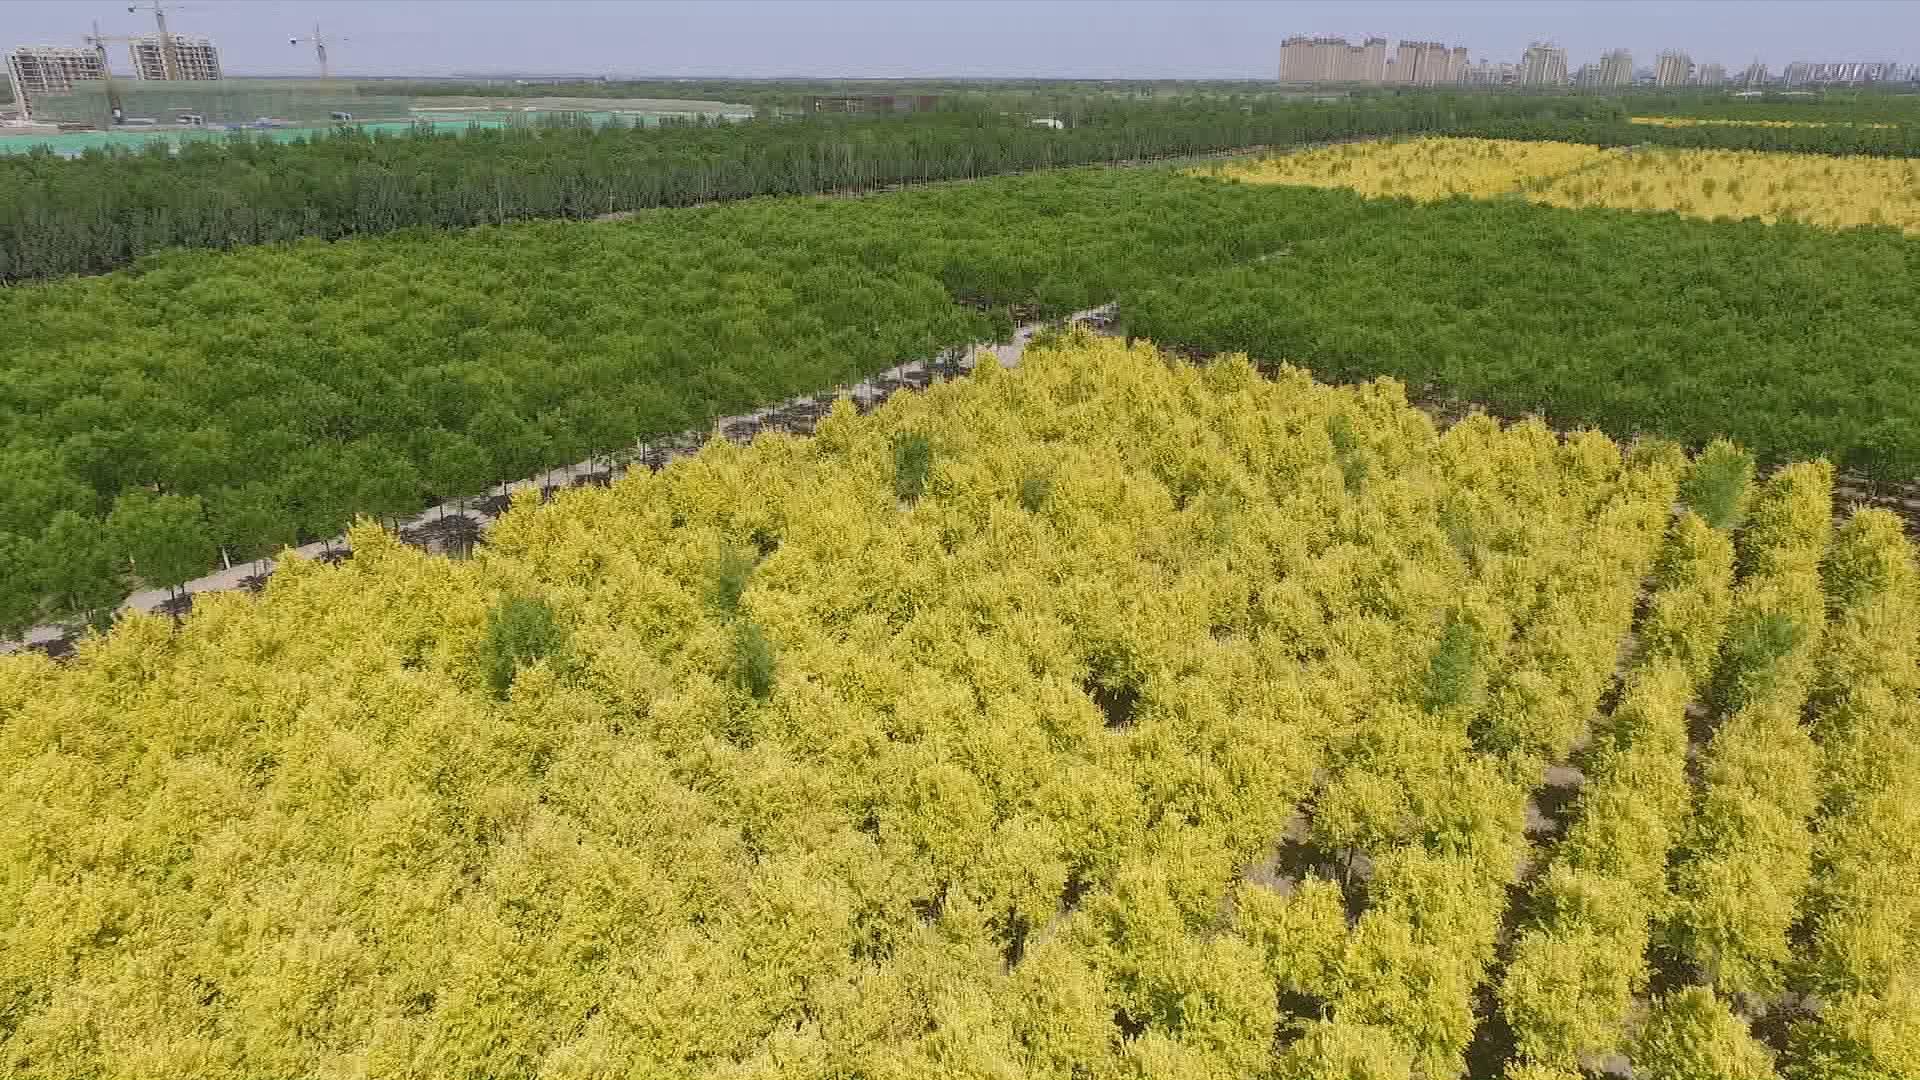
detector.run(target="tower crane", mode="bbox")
[82,20,130,123]
[126,1,183,81]
[289,24,349,79]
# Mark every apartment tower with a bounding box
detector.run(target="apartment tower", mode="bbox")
[1519,42,1569,86]
[1655,51,1694,87]
[1281,35,1462,84]
[1279,36,1388,83]
[1597,49,1633,87]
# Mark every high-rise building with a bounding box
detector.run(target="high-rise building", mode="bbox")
[6,45,107,120]
[1384,40,1467,84]
[1280,35,1456,84]
[1655,51,1694,87]
[1465,59,1520,86]
[1597,49,1633,87]
[1360,37,1389,83]
[1783,60,1901,86]
[1696,63,1727,87]
[1518,42,1569,86]
[1577,49,1632,88]
[128,33,221,82]
[1741,61,1770,86]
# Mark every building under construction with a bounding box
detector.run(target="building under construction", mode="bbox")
[127,33,222,82]
[6,46,108,121]
[8,15,223,123]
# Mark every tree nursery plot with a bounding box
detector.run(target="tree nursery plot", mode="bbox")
[1126,176,1920,483]
[1628,116,1897,130]
[1203,137,1613,201]
[2,334,1913,1079]
[1532,146,1920,232]
[1211,136,1920,232]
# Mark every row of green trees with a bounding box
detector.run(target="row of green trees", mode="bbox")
[0,93,1614,282]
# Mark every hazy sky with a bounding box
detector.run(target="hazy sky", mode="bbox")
[2,1,1912,79]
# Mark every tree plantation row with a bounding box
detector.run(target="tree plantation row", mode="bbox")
[1479,114,1920,158]
[0,93,1615,283]
[1617,88,1920,127]
[7,162,1920,637]
[2,337,1912,1078]
[1212,137,1920,232]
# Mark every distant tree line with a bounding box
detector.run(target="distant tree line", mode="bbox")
[1617,88,1920,126]
[0,93,1613,283]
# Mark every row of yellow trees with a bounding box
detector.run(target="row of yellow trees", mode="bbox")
[1214,136,1920,233]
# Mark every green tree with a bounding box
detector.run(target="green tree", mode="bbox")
[893,432,933,503]
[1678,439,1754,532]
[208,483,297,568]
[481,594,569,699]
[735,620,777,699]
[35,510,125,622]
[106,491,216,598]
[0,530,38,640]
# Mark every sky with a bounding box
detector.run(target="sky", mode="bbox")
[2,0,1913,80]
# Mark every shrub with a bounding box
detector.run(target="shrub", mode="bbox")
[1631,988,1775,1080]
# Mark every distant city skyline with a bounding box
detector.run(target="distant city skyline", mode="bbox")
[0,1,1913,80]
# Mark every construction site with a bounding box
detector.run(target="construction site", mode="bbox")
[3,7,749,156]
[1,4,418,138]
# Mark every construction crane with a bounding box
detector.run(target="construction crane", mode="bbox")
[289,24,348,79]
[127,1,183,82]
[82,20,130,123]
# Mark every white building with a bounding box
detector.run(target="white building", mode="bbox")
[1655,51,1694,87]
[1466,59,1520,87]
[1783,60,1902,85]
[1519,42,1569,86]
[1597,49,1633,87]
[1279,35,1464,84]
